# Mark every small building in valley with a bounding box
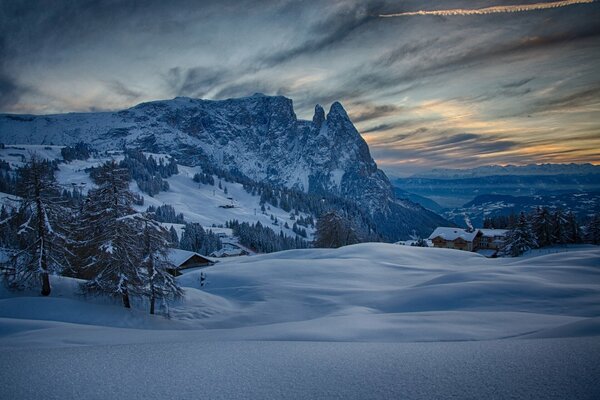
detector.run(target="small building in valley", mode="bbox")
[428,227,508,256]
[166,248,214,275]
[428,227,482,252]
[477,229,509,251]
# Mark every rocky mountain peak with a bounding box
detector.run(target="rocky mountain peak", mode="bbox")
[312,104,325,128]
[0,94,449,240]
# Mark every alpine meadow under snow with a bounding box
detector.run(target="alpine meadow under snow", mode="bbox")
[1,244,600,399]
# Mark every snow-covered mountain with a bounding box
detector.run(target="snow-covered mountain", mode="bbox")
[0,94,447,239]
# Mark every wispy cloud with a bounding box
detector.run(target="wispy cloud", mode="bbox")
[380,0,594,17]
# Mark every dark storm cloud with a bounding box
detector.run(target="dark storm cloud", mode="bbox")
[165,66,236,99]
[259,1,385,67]
[501,78,534,88]
[361,124,399,134]
[0,0,598,173]
[106,80,142,101]
[0,73,22,110]
[532,86,600,113]
[349,104,403,123]
[362,23,600,89]
[213,80,290,100]
[371,130,521,172]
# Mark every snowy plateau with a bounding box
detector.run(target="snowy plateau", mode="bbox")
[0,103,599,399]
[1,244,600,399]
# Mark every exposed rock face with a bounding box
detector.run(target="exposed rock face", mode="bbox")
[0,94,448,239]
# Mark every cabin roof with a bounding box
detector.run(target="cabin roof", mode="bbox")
[478,229,509,237]
[166,248,212,267]
[428,227,480,242]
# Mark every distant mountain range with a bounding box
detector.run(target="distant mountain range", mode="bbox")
[408,164,600,179]
[394,172,600,209]
[391,164,600,228]
[0,94,447,240]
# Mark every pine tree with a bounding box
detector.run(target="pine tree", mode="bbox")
[314,211,359,248]
[78,160,142,308]
[169,225,179,247]
[565,212,580,244]
[500,212,538,257]
[6,155,73,295]
[531,207,553,247]
[583,214,600,244]
[552,209,570,244]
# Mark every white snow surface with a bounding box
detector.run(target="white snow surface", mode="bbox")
[1,244,599,398]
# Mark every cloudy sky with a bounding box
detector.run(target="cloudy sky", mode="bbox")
[1,0,599,175]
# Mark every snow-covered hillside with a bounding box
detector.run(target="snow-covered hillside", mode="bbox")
[0,95,449,239]
[0,145,314,241]
[0,244,599,398]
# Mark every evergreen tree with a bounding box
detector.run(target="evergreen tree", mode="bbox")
[78,160,142,308]
[565,212,580,244]
[169,225,179,247]
[552,209,570,245]
[583,214,600,244]
[411,238,428,247]
[180,223,222,255]
[5,155,73,295]
[314,211,359,248]
[137,214,182,315]
[500,212,538,257]
[531,207,553,247]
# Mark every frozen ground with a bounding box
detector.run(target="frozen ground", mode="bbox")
[0,244,599,398]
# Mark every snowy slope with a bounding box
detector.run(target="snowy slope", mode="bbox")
[0,145,313,240]
[1,245,599,399]
[1,244,599,345]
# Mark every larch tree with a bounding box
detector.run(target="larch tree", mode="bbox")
[7,154,73,296]
[78,160,143,308]
[314,211,359,248]
[137,213,182,315]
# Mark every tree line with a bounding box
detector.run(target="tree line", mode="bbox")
[501,207,600,257]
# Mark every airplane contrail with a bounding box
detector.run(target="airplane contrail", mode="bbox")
[379,0,595,17]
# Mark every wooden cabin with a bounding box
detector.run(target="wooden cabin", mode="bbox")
[428,227,482,252]
[166,249,214,276]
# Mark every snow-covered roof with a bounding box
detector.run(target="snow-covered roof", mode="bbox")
[166,248,211,267]
[210,248,247,257]
[428,227,479,242]
[478,229,508,237]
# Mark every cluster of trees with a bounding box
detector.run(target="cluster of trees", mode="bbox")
[147,204,185,224]
[314,211,359,248]
[188,153,379,240]
[226,220,309,253]
[501,207,600,256]
[193,172,215,186]
[179,222,223,256]
[0,160,16,194]
[117,149,178,196]
[0,157,182,314]
[60,142,93,162]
